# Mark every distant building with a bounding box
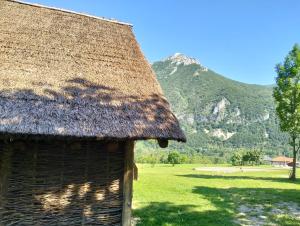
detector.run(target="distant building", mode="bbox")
[263,155,272,164]
[287,161,300,167]
[271,156,294,167]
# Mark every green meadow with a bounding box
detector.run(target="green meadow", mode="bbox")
[133,164,300,226]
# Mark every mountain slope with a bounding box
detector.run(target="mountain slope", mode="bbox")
[152,53,288,155]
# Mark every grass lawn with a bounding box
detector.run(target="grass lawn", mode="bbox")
[133,164,300,226]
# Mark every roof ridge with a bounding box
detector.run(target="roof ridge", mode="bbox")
[8,0,133,27]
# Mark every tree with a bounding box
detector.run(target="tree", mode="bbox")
[231,152,243,166]
[148,154,158,167]
[232,149,262,166]
[250,150,262,165]
[167,151,181,166]
[242,151,251,165]
[273,44,300,180]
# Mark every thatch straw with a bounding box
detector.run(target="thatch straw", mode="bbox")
[0,0,186,142]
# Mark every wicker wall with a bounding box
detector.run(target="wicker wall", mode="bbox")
[0,139,125,225]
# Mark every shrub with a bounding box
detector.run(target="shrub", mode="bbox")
[231,152,243,166]
[167,151,182,166]
[231,149,262,166]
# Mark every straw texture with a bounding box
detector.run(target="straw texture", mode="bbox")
[0,0,185,142]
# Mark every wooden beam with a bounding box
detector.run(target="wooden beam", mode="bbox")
[158,139,168,148]
[133,163,138,181]
[122,141,134,226]
[0,141,14,211]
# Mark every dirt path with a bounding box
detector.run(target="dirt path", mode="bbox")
[194,166,288,173]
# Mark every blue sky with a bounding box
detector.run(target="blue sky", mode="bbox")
[27,0,299,85]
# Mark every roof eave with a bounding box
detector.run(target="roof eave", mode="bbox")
[7,0,133,27]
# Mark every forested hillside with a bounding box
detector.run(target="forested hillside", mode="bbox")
[136,53,289,162]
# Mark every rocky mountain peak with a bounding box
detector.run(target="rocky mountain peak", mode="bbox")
[163,53,208,72]
[165,53,199,65]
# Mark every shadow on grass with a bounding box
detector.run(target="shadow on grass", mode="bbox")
[134,187,300,226]
[272,215,300,226]
[134,174,300,226]
[133,202,235,226]
[178,174,300,184]
[193,186,300,226]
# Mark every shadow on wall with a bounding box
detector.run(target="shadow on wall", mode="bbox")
[0,140,125,225]
[0,77,182,139]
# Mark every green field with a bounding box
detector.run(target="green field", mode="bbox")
[133,164,300,226]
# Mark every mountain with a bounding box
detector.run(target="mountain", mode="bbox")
[150,53,288,157]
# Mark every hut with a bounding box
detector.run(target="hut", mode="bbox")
[262,155,272,165]
[0,1,186,225]
[271,156,293,167]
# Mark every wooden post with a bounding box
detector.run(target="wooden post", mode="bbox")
[122,141,134,226]
[0,141,13,207]
[133,163,138,181]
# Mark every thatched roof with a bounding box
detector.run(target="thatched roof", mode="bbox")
[271,156,293,163]
[0,0,185,142]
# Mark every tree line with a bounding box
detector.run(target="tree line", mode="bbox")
[230,149,262,166]
[135,150,227,166]
[136,149,265,166]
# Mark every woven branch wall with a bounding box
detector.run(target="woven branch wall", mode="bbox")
[0,139,125,225]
